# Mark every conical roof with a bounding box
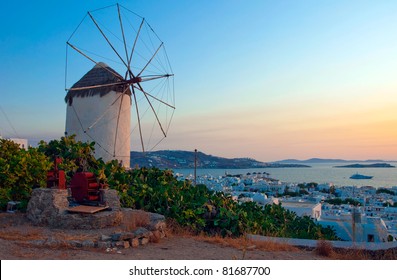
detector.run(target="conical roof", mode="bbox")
[65,62,131,102]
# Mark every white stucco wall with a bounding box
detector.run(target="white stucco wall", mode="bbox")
[317,216,389,242]
[65,91,131,167]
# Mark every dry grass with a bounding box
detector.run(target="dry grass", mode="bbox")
[331,248,370,260]
[0,229,44,241]
[314,241,397,260]
[315,240,334,257]
[52,231,97,241]
[193,234,299,253]
[165,223,300,255]
[164,218,195,237]
[169,225,397,260]
[330,247,397,260]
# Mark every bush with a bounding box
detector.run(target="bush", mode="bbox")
[11,135,339,240]
[0,139,51,210]
[105,166,339,240]
[38,135,99,180]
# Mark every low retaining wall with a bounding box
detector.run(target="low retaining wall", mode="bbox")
[27,188,122,229]
[247,234,397,251]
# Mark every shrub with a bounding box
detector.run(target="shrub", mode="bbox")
[315,240,334,257]
[29,136,340,240]
[0,139,51,210]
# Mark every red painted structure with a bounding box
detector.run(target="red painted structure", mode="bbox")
[46,157,66,189]
[69,172,105,205]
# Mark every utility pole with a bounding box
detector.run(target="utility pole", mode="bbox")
[194,149,197,186]
[352,206,356,243]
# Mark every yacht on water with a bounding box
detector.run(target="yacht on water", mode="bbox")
[350,173,373,180]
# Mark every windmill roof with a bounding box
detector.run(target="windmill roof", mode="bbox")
[65,62,131,102]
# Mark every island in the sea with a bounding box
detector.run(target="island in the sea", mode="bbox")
[130,150,310,169]
[334,163,395,168]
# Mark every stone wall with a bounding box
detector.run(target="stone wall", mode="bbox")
[25,188,168,249]
[27,188,123,229]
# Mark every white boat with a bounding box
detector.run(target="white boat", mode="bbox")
[350,173,373,179]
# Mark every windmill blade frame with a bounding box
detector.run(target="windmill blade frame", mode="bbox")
[64,4,175,167]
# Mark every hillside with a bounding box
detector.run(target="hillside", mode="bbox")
[130,150,310,169]
[275,158,392,164]
[334,163,395,168]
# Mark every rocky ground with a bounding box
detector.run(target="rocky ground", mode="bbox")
[0,212,323,260]
[2,212,396,260]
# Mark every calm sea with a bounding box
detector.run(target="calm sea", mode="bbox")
[174,162,397,188]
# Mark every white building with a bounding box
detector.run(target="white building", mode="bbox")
[317,183,333,192]
[281,200,322,219]
[318,204,389,242]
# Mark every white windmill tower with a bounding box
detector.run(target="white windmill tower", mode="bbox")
[64,4,175,168]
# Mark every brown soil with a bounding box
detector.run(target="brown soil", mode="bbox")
[0,212,325,260]
[3,212,395,260]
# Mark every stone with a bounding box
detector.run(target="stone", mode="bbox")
[150,230,162,243]
[148,220,167,231]
[111,232,135,241]
[121,208,150,231]
[26,189,69,226]
[97,241,112,249]
[130,238,139,248]
[139,237,149,246]
[148,212,165,222]
[115,241,130,249]
[101,234,112,241]
[147,212,167,232]
[44,237,61,247]
[123,241,130,249]
[69,240,83,248]
[102,189,121,211]
[82,240,95,248]
[160,230,166,239]
[133,227,152,238]
[111,233,122,241]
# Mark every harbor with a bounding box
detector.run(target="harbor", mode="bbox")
[176,170,397,243]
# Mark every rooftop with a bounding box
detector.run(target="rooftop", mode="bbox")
[65,62,131,102]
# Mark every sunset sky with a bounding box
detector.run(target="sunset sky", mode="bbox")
[1,0,397,162]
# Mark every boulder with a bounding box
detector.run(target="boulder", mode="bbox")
[111,232,135,241]
[133,227,152,238]
[130,238,140,248]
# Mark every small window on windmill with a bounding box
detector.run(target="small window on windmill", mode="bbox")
[68,97,73,106]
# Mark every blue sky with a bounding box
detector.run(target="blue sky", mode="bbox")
[1,1,397,161]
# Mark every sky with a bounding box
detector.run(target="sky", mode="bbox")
[1,0,397,162]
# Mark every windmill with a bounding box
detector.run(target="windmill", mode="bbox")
[64,4,175,168]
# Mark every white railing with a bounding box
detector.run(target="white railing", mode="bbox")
[248,234,397,250]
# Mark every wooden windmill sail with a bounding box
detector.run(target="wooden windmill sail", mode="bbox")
[64,4,175,168]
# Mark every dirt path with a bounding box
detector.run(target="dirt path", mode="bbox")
[0,212,324,260]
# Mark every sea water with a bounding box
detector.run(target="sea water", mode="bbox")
[174,162,397,188]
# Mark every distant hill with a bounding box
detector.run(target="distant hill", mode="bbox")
[130,150,310,169]
[334,163,395,168]
[275,158,393,164]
